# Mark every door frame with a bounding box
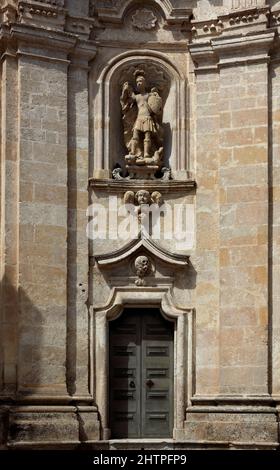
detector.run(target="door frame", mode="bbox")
[109,307,175,439]
[92,287,194,440]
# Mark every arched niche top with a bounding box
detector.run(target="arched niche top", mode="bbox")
[98,49,183,86]
[93,49,189,176]
[94,0,193,25]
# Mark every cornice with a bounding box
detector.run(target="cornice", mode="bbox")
[69,39,97,68]
[212,29,275,67]
[17,0,66,32]
[65,14,98,41]
[11,22,76,51]
[94,39,188,51]
[188,41,218,73]
[191,6,270,42]
[189,29,276,72]
[89,178,196,194]
[190,395,276,407]
[0,23,97,65]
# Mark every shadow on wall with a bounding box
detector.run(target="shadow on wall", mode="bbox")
[0,275,43,446]
[0,275,92,447]
[0,271,68,392]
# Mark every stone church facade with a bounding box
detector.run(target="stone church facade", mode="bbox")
[0,0,280,449]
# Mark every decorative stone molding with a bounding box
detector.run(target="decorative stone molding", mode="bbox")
[93,0,192,26]
[89,178,196,194]
[112,165,173,181]
[17,0,66,30]
[6,23,97,65]
[10,23,76,59]
[191,7,269,41]
[131,8,158,30]
[190,395,275,406]
[35,0,64,6]
[94,237,190,268]
[93,286,193,439]
[191,18,224,40]
[65,16,96,40]
[7,405,100,447]
[190,29,275,72]
[188,42,218,73]
[212,30,275,67]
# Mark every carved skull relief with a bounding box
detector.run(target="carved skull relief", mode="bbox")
[134,255,151,286]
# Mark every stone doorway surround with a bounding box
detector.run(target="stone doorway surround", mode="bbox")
[92,238,194,440]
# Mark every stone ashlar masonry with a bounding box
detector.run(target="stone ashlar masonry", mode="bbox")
[0,0,280,450]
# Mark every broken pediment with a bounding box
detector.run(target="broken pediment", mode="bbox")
[95,237,190,267]
[93,237,190,289]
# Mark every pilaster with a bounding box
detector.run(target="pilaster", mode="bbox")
[66,42,96,399]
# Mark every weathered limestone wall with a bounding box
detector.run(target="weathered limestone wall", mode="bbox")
[67,46,95,398]
[17,50,69,395]
[219,62,269,395]
[194,69,220,395]
[190,50,271,400]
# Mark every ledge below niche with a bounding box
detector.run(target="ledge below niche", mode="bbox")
[88,177,196,193]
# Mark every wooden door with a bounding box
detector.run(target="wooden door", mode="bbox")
[109,309,174,438]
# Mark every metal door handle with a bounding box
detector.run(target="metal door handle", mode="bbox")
[129,380,135,388]
[146,379,154,388]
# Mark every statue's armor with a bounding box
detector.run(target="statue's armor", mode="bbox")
[133,93,157,133]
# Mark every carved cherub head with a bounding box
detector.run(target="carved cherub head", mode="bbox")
[136,190,151,205]
[124,190,162,207]
[124,190,135,205]
[151,191,163,206]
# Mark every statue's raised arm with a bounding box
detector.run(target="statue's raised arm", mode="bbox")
[120,81,137,153]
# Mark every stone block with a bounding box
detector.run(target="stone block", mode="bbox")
[184,412,278,445]
[221,128,253,147]
[233,146,267,165]
[9,409,77,443]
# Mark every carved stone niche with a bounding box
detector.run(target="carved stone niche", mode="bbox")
[90,237,195,439]
[92,51,190,181]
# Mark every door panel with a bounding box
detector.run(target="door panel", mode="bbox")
[142,312,173,438]
[109,313,141,438]
[109,309,174,438]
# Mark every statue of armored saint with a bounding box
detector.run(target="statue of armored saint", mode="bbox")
[120,69,164,170]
